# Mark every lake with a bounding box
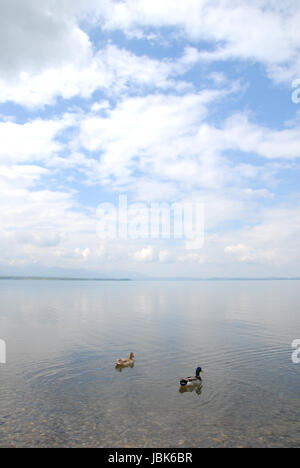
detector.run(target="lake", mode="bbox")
[0,280,299,448]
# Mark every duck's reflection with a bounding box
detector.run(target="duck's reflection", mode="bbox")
[179,383,203,396]
[115,362,135,372]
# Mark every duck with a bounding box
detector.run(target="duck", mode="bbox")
[115,352,135,367]
[180,367,203,387]
[179,384,203,396]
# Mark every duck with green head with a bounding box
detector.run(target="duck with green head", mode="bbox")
[180,367,203,387]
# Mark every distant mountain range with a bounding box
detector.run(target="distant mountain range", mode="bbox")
[0,262,299,281]
[0,265,147,280]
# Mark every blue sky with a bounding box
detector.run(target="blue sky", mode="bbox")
[0,0,300,278]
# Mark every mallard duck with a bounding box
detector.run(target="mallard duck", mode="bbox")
[179,384,203,396]
[115,352,135,367]
[180,367,203,387]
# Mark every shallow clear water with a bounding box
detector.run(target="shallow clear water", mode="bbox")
[0,280,299,448]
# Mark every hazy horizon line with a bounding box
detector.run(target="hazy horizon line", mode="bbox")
[0,276,300,282]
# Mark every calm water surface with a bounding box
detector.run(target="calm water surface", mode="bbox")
[0,280,299,448]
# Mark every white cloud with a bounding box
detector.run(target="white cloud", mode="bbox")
[177,252,205,264]
[0,0,92,78]
[79,89,233,189]
[0,1,299,277]
[221,114,300,160]
[0,2,107,106]
[243,188,275,199]
[0,44,199,108]
[15,231,62,248]
[78,94,300,208]
[1,1,298,109]
[82,248,91,259]
[0,1,298,110]
[159,250,172,263]
[89,0,300,83]
[223,205,300,267]
[225,244,275,263]
[133,246,156,262]
[0,165,49,188]
[0,116,72,163]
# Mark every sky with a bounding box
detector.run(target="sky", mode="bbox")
[0,0,300,278]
